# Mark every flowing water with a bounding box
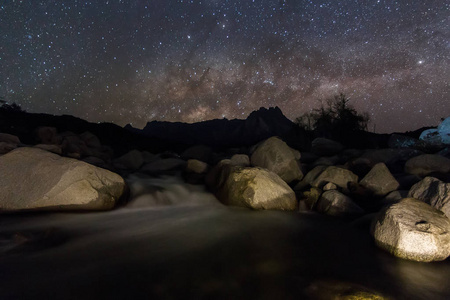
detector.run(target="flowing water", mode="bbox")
[1,174,450,299]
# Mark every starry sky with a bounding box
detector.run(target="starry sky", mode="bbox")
[1,0,449,133]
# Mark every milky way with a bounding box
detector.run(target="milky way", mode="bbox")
[1,1,449,133]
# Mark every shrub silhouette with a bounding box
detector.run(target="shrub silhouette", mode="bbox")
[296,93,369,140]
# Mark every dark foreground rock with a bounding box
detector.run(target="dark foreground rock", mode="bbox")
[371,198,450,262]
[0,147,127,211]
[409,177,450,218]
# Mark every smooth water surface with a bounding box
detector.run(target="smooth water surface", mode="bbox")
[1,175,449,299]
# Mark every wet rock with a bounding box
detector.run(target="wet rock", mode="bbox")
[408,177,450,218]
[316,190,364,217]
[371,198,450,262]
[312,166,358,190]
[404,154,450,177]
[216,166,297,211]
[359,163,400,197]
[0,147,126,211]
[251,136,303,183]
[310,138,344,156]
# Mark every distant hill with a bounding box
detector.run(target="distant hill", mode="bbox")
[125,107,305,148]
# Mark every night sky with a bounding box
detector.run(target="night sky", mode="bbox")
[1,1,449,133]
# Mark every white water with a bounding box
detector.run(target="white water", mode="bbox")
[1,174,450,299]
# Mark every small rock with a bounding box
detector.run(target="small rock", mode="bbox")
[312,166,358,190]
[323,182,338,191]
[186,159,209,174]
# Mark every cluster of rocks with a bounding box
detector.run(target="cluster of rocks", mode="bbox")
[1,124,450,263]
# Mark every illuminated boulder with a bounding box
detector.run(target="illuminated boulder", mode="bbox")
[217,166,297,211]
[371,198,450,262]
[251,136,303,183]
[0,147,127,211]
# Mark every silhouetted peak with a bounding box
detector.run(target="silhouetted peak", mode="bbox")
[247,107,284,120]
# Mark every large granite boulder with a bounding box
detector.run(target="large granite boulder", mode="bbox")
[316,190,364,217]
[251,136,303,183]
[404,154,450,176]
[310,138,344,156]
[35,126,59,144]
[409,177,450,218]
[230,154,250,167]
[438,116,450,144]
[216,166,297,211]
[359,163,400,197]
[312,166,358,189]
[0,147,127,211]
[371,198,450,262]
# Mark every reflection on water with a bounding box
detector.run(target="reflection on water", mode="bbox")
[1,175,450,299]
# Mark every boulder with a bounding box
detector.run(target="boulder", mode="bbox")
[114,150,144,170]
[293,165,328,191]
[409,177,450,218]
[216,166,297,211]
[0,133,21,144]
[186,159,209,174]
[404,154,450,176]
[316,190,364,217]
[323,182,338,191]
[382,190,409,205]
[61,133,90,157]
[371,198,450,262]
[312,166,358,190]
[312,155,340,167]
[230,154,250,167]
[420,128,442,146]
[79,131,102,149]
[438,116,450,144]
[251,136,303,183]
[181,145,212,162]
[35,126,59,144]
[310,138,344,156]
[0,147,126,211]
[359,163,400,197]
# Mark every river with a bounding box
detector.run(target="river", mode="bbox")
[1,175,449,299]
